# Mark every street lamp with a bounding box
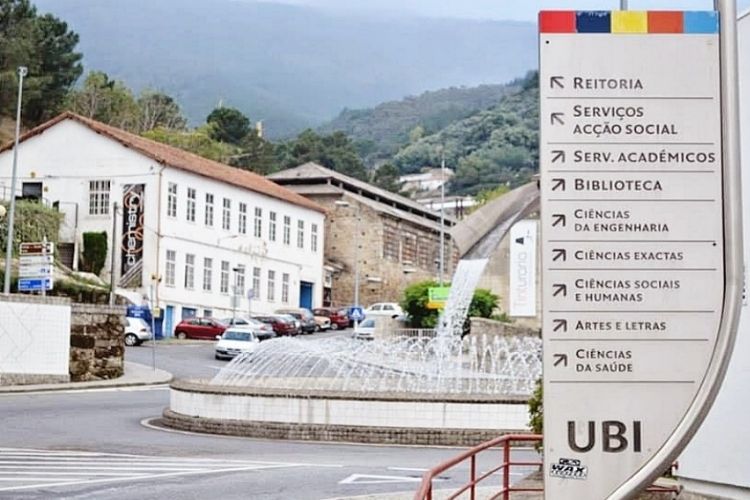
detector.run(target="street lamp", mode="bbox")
[231,265,242,322]
[334,199,360,324]
[3,66,28,294]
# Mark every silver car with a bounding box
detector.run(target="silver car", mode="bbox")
[124,317,152,346]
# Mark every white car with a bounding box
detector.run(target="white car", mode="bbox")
[215,327,260,360]
[364,302,403,319]
[124,317,152,346]
[351,318,376,340]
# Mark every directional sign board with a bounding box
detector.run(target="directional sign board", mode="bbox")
[18,277,53,292]
[540,10,738,498]
[18,241,54,291]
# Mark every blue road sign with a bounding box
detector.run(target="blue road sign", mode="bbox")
[349,307,364,321]
[18,278,52,292]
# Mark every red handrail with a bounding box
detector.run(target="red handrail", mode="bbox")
[414,434,680,500]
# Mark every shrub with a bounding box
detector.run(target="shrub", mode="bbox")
[400,280,500,328]
[0,201,63,253]
[528,378,543,451]
[81,231,108,275]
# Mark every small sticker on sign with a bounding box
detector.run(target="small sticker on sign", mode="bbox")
[550,457,588,480]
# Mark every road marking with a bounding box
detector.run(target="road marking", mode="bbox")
[0,447,339,493]
[0,385,169,396]
[339,473,434,485]
[386,466,429,472]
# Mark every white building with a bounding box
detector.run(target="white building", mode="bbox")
[0,112,326,336]
[676,10,750,499]
[399,168,453,195]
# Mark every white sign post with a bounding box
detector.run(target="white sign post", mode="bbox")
[540,7,742,499]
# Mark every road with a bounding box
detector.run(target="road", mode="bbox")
[0,329,539,499]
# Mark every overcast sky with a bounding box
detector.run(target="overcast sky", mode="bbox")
[270,0,750,21]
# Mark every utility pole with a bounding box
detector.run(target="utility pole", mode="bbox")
[3,66,28,294]
[620,0,628,9]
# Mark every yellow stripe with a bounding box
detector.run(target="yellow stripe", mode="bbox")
[612,11,648,33]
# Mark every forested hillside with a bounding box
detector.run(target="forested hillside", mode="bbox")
[394,73,539,196]
[320,81,523,167]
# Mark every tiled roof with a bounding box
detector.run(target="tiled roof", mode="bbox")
[0,112,325,214]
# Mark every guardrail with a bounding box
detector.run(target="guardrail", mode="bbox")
[414,433,680,500]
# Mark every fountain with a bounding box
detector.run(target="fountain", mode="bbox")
[163,183,542,445]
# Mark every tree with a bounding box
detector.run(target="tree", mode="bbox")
[66,71,138,130]
[135,90,187,133]
[277,130,368,181]
[400,279,499,329]
[0,1,82,125]
[372,163,401,193]
[227,131,279,175]
[143,125,236,162]
[206,107,250,144]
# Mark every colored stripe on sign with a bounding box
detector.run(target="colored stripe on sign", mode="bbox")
[539,10,718,34]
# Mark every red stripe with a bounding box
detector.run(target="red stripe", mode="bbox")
[539,11,576,33]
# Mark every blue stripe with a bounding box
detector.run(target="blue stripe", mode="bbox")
[576,11,611,33]
[683,11,719,33]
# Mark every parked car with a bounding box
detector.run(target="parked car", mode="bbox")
[364,302,404,319]
[312,307,350,330]
[252,314,299,337]
[351,318,376,341]
[174,317,226,340]
[313,315,331,331]
[220,316,276,340]
[275,308,316,334]
[214,327,260,360]
[124,317,152,346]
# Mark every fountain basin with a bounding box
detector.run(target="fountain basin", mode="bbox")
[164,379,531,446]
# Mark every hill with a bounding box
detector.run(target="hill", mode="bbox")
[319,80,524,167]
[394,73,539,196]
[33,0,537,139]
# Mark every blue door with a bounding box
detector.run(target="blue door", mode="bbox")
[164,305,175,338]
[299,282,314,309]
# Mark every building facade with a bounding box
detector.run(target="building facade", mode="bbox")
[269,163,455,308]
[0,113,325,335]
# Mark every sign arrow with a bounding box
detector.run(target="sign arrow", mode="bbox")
[551,150,566,163]
[552,249,567,262]
[553,353,568,367]
[551,178,566,191]
[552,284,567,297]
[550,76,565,89]
[553,319,568,332]
[550,112,565,125]
[551,214,566,227]
[515,237,525,245]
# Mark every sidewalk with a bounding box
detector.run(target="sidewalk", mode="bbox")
[0,361,173,393]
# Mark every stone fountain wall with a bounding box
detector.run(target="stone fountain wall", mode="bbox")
[69,304,126,382]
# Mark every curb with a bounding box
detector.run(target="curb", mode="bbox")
[0,362,173,393]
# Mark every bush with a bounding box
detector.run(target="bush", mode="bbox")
[0,201,63,253]
[81,231,108,275]
[528,378,543,451]
[400,280,500,328]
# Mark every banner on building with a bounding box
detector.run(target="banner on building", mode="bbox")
[120,184,145,288]
[509,219,537,317]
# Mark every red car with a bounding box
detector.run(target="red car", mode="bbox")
[252,314,299,336]
[174,317,226,340]
[313,308,350,330]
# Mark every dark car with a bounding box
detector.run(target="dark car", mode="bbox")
[275,308,316,334]
[174,317,226,340]
[312,307,350,330]
[252,314,299,337]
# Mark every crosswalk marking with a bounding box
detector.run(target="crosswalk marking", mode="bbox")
[0,447,329,493]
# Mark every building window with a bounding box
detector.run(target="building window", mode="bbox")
[282,273,290,304]
[297,220,305,249]
[267,270,276,302]
[239,202,247,234]
[220,261,230,294]
[254,207,262,238]
[184,254,195,290]
[235,265,246,295]
[89,180,111,215]
[205,193,214,227]
[186,187,196,222]
[203,257,213,292]
[311,224,318,252]
[253,267,261,297]
[165,250,176,287]
[167,182,177,218]
[222,198,231,230]
[283,216,291,245]
[269,211,277,242]
[204,309,213,318]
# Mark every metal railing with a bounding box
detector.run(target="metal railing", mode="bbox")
[414,434,680,500]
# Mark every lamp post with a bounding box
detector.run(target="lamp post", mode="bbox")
[439,148,446,285]
[334,199,360,325]
[3,66,28,294]
[232,266,242,323]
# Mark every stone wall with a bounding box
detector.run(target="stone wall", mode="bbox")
[69,304,126,381]
[469,317,541,338]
